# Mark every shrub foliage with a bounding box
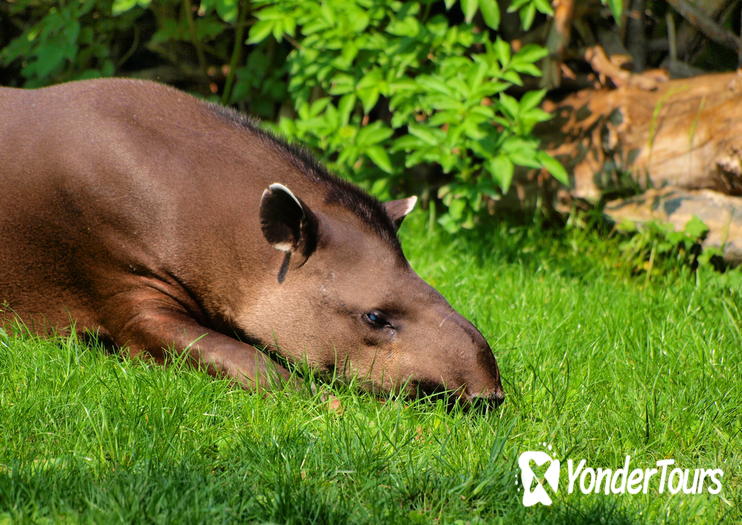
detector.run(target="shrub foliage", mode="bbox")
[0,0,578,230]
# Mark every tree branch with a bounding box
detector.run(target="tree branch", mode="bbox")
[222,3,250,104]
[627,0,646,71]
[182,0,208,77]
[666,0,741,53]
[540,0,575,88]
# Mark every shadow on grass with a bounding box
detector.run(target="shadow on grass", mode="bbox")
[532,499,645,525]
[0,460,361,524]
[1,463,657,524]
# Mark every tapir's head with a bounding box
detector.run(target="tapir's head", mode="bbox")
[240,182,504,406]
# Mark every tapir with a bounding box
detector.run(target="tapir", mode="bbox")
[0,78,504,405]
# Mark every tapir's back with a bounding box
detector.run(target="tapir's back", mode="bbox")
[0,79,287,332]
[0,83,106,330]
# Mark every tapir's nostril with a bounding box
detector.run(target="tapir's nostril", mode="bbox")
[469,390,505,409]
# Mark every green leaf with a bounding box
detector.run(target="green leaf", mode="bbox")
[503,138,541,168]
[215,0,238,23]
[338,94,356,125]
[461,0,479,23]
[534,0,554,15]
[520,89,546,111]
[507,0,530,11]
[512,44,549,64]
[392,135,424,151]
[27,44,67,78]
[501,70,523,85]
[112,0,136,15]
[328,74,355,95]
[519,3,536,30]
[604,0,623,23]
[358,87,380,114]
[683,216,709,240]
[387,17,421,37]
[498,93,520,119]
[494,38,510,66]
[449,198,467,220]
[487,154,514,193]
[358,123,393,145]
[247,20,274,44]
[278,120,296,140]
[308,97,330,117]
[408,124,440,146]
[200,0,238,23]
[617,219,637,233]
[537,151,569,185]
[510,62,542,76]
[507,0,529,10]
[196,17,226,41]
[112,0,149,15]
[367,146,393,173]
[438,213,461,234]
[478,0,500,29]
[417,75,454,96]
[370,177,391,198]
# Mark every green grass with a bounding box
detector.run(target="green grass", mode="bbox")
[1,219,739,523]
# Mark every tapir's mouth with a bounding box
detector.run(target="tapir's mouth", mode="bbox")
[403,377,505,410]
[409,379,455,400]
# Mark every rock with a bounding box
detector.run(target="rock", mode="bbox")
[604,187,742,264]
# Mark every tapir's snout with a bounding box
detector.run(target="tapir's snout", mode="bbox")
[399,289,506,408]
[463,364,505,408]
[458,326,505,407]
[408,304,505,407]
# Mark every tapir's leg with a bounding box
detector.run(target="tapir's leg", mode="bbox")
[101,294,292,389]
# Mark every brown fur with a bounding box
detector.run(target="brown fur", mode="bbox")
[0,79,503,404]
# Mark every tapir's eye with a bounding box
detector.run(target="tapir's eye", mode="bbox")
[363,311,391,329]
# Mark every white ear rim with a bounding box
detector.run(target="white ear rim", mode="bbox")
[400,196,418,217]
[272,242,293,253]
[268,182,303,210]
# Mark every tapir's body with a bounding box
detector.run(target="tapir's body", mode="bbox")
[0,79,503,404]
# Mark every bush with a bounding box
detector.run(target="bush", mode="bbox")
[253,0,569,231]
[0,0,574,231]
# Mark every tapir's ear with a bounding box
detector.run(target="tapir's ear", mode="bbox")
[384,196,417,230]
[260,183,318,281]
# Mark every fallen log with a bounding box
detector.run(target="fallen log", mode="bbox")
[541,71,742,203]
[494,71,742,264]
